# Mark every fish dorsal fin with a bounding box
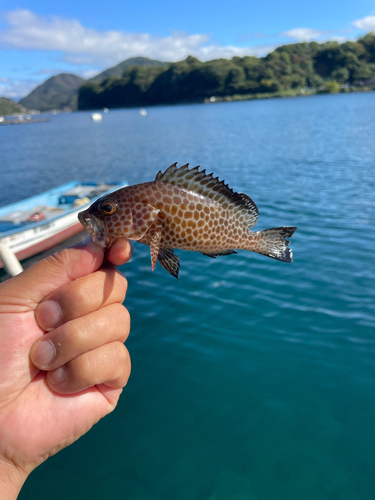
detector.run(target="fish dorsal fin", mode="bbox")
[156,163,259,228]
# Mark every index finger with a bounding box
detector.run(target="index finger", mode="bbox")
[0,237,105,311]
[0,237,133,313]
[35,267,128,331]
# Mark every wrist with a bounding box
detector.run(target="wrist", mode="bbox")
[0,458,28,500]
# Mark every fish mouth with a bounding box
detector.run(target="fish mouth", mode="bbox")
[78,209,110,249]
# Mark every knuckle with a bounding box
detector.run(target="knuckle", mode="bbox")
[110,304,131,340]
[73,354,94,384]
[118,303,130,323]
[112,343,131,386]
[66,317,92,346]
[116,342,130,363]
[115,270,128,294]
[67,318,83,340]
[108,303,130,323]
[73,281,92,303]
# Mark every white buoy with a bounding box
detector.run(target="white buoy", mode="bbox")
[91,112,103,121]
[103,108,109,113]
[139,109,147,116]
[0,244,23,276]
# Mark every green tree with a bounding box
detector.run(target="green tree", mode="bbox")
[323,81,340,93]
[331,67,349,83]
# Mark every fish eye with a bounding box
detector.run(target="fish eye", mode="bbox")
[99,200,117,216]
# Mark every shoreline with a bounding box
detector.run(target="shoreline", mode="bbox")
[2,86,374,118]
[0,117,50,125]
[75,86,375,113]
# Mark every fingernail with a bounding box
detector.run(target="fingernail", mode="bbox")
[37,301,62,330]
[48,367,66,385]
[31,340,56,367]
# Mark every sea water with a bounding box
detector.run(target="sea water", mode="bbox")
[1,93,375,500]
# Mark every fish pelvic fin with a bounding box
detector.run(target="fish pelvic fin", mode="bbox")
[158,248,181,279]
[150,230,161,271]
[249,227,297,262]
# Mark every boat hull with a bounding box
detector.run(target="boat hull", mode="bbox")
[0,222,84,269]
[0,180,127,270]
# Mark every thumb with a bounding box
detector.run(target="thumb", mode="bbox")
[0,237,105,313]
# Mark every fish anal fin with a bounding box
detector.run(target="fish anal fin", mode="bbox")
[201,249,237,258]
[156,164,259,228]
[158,248,181,279]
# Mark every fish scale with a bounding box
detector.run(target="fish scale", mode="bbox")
[78,163,297,279]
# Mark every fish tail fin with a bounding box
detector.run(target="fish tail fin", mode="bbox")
[248,226,297,262]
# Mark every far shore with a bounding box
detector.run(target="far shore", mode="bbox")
[2,85,374,118]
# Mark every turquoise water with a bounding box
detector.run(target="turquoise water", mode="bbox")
[1,93,375,499]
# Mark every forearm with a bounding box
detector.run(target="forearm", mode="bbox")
[0,459,28,500]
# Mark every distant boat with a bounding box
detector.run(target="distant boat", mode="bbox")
[0,180,127,276]
[139,109,147,116]
[91,112,103,121]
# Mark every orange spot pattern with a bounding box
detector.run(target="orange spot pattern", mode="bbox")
[87,180,257,253]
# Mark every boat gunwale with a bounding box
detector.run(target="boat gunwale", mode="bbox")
[0,180,127,239]
[0,180,81,216]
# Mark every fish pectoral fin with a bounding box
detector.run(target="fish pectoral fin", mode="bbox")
[150,230,161,271]
[201,249,238,258]
[130,204,160,240]
[158,248,181,279]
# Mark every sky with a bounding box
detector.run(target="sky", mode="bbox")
[1,0,375,100]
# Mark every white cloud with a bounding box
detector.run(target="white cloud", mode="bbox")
[0,78,38,99]
[35,68,66,75]
[282,28,325,41]
[329,36,347,43]
[0,9,274,68]
[352,15,375,31]
[80,69,101,80]
[4,8,370,100]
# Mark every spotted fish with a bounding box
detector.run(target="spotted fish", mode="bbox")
[78,163,297,278]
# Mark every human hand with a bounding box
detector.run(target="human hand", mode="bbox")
[0,237,133,499]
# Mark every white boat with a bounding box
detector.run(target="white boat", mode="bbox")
[0,180,127,276]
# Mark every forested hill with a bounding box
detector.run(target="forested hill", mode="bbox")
[78,33,375,110]
[0,97,27,116]
[88,57,169,82]
[20,74,85,112]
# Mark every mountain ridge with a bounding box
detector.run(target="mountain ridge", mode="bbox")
[78,34,375,110]
[88,56,169,82]
[19,73,85,112]
[18,57,169,111]
[0,97,28,116]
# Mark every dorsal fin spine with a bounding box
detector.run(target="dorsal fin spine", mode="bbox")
[155,163,259,228]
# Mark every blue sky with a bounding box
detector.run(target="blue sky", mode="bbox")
[1,0,375,99]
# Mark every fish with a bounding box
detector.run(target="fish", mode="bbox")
[78,163,297,279]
